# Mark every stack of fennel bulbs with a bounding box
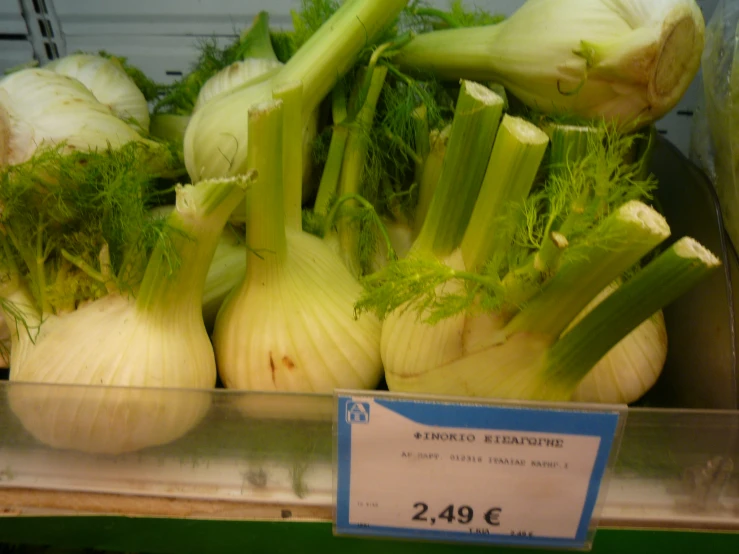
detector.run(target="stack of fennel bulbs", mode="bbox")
[266,0,711,406]
[0,140,254,455]
[0,48,260,454]
[341,77,721,405]
[194,0,714,405]
[193,0,710,341]
[0,0,412,454]
[0,52,173,372]
[0,54,164,166]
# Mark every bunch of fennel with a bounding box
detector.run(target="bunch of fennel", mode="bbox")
[183,0,408,183]
[212,89,384,393]
[354,80,720,404]
[303,29,693,404]
[0,142,254,454]
[186,0,413,363]
[0,64,161,168]
[151,10,288,140]
[44,53,152,133]
[0,52,179,370]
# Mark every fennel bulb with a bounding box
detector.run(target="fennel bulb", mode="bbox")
[380,249,506,377]
[5,291,215,454]
[183,9,324,203]
[0,69,158,167]
[183,0,408,182]
[569,283,668,404]
[155,10,284,116]
[395,0,705,128]
[0,143,253,454]
[45,54,151,132]
[215,227,383,392]
[190,10,284,112]
[213,99,383,393]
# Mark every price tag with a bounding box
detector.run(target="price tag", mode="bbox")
[334,392,625,550]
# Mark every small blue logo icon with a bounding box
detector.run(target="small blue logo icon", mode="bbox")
[346,401,370,424]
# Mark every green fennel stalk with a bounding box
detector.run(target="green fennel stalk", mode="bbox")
[212,99,383,393]
[413,80,504,257]
[460,114,550,271]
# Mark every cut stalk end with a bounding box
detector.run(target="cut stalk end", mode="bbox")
[650,11,704,117]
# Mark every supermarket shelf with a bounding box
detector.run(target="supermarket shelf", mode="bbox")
[0,136,737,534]
[0,487,333,521]
[0,383,737,531]
[0,1,738,549]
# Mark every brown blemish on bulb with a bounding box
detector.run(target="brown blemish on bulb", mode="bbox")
[282,356,295,370]
[269,352,275,384]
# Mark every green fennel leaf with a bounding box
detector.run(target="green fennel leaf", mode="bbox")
[0,143,179,316]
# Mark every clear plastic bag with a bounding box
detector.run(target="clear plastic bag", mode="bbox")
[691,0,739,250]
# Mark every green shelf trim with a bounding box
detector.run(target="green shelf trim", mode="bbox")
[0,518,738,554]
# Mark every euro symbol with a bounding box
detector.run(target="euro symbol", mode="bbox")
[484,507,502,526]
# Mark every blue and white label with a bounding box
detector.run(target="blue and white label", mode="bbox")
[335,394,623,549]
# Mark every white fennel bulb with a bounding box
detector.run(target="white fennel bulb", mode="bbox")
[183,0,408,182]
[381,250,506,378]
[213,99,383,393]
[395,0,705,128]
[192,11,285,112]
[0,69,157,167]
[186,12,320,204]
[381,235,717,403]
[45,53,151,132]
[569,283,668,404]
[5,291,214,454]
[216,228,383,392]
[0,143,252,454]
